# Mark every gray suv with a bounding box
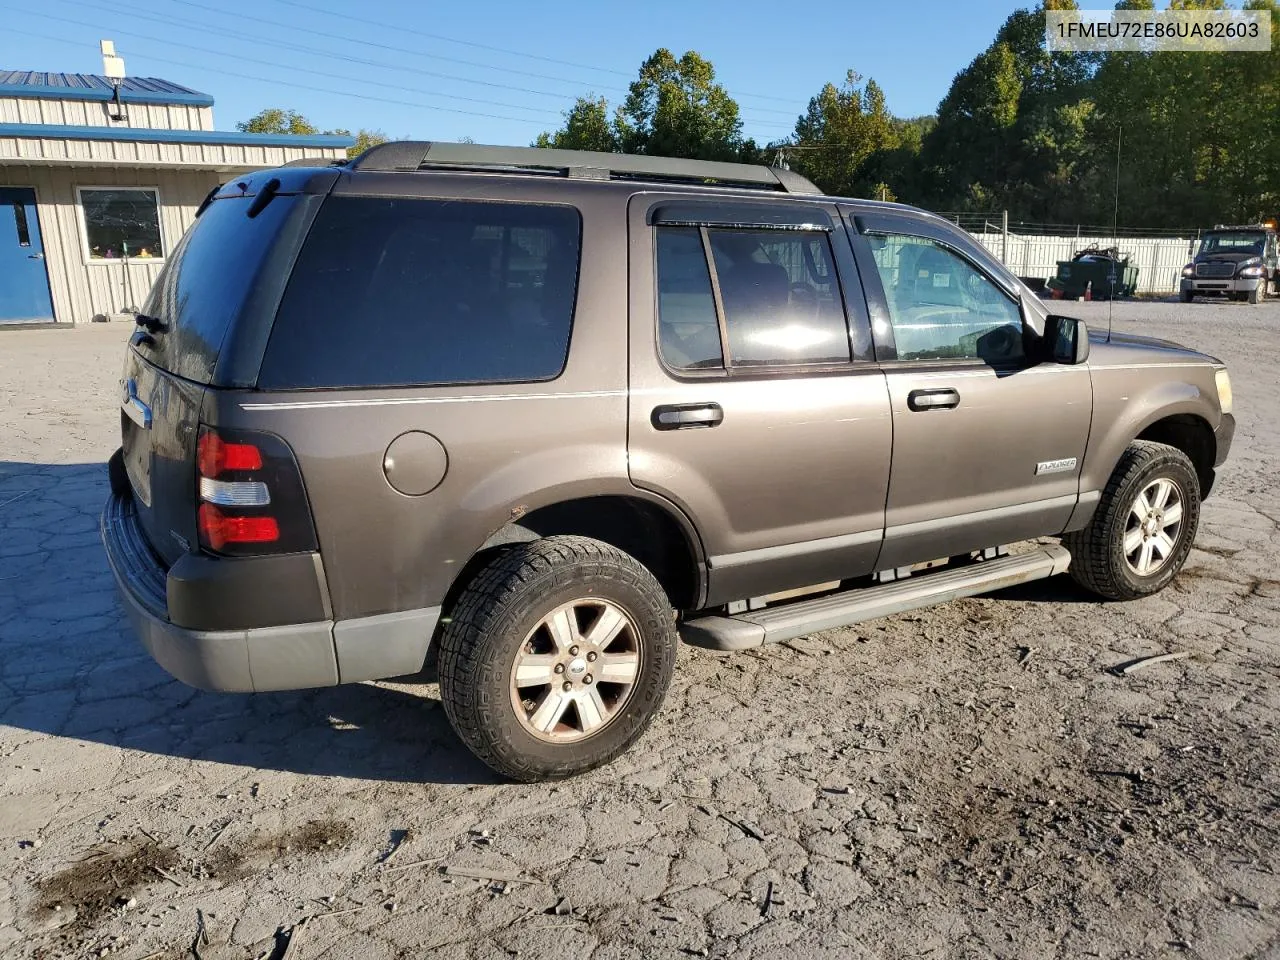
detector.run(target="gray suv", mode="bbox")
[102,142,1236,781]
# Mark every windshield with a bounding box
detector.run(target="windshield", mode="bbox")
[1200,232,1265,256]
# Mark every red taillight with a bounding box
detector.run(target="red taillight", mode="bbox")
[198,431,263,478]
[198,503,279,551]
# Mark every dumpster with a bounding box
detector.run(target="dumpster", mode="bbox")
[1046,246,1138,300]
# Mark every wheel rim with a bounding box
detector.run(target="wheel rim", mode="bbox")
[509,598,642,743]
[1123,477,1184,577]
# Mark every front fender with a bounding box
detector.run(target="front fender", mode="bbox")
[1079,365,1223,496]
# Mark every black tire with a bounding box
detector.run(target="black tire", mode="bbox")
[107,448,130,498]
[438,535,677,782]
[1248,280,1264,305]
[1179,290,1194,304]
[1064,441,1201,601]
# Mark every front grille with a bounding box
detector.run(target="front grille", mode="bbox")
[1196,262,1236,279]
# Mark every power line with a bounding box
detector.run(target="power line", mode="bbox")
[5,27,562,127]
[17,13,566,120]
[264,0,634,78]
[43,0,611,103]
[258,0,803,107]
[16,26,796,138]
[152,0,800,117]
[39,0,798,131]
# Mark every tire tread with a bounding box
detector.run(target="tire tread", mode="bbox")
[438,536,675,781]
[1064,440,1198,600]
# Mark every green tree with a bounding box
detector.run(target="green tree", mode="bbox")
[533,97,618,152]
[534,50,746,161]
[786,72,902,198]
[332,128,390,159]
[616,49,745,160]
[236,108,320,135]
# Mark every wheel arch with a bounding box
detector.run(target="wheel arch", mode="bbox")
[1135,413,1216,497]
[441,493,707,627]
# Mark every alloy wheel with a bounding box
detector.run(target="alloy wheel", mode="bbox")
[509,599,642,743]
[1123,477,1184,576]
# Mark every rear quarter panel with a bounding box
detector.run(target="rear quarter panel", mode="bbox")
[208,176,639,621]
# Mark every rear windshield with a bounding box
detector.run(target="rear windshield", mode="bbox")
[257,196,582,390]
[135,195,300,384]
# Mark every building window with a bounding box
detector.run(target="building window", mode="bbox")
[79,188,164,261]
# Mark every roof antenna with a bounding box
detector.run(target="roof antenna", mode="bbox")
[1107,125,1121,343]
[101,40,127,122]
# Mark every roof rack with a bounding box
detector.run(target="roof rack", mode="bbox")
[1212,223,1269,231]
[345,141,821,195]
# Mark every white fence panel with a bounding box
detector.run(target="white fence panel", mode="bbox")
[968,231,1195,295]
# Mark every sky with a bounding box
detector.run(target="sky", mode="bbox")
[2,0,1024,145]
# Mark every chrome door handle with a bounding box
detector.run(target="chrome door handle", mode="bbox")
[652,403,724,430]
[27,253,44,260]
[907,388,960,411]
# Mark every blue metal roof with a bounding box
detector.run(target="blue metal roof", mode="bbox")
[0,122,354,149]
[0,72,215,107]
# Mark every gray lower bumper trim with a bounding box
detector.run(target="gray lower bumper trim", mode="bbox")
[123,591,338,693]
[117,586,441,693]
[333,608,440,683]
[103,498,440,692]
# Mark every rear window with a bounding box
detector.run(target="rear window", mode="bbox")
[258,197,582,390]
[135,195,299,384]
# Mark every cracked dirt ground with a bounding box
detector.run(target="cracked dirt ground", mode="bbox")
[2,301,1278,960]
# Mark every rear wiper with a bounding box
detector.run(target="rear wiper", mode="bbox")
[134,313,167,334]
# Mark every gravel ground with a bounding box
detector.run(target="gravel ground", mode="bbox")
[1,300,1278,960]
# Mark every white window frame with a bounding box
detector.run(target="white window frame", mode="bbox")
[76,185,166,266]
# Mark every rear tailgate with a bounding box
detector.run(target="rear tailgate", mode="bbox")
[120,350,205,565]
[120,169,335,565]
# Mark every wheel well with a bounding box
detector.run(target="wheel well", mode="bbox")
[1136,414,1216,495]
[450,496,701,614]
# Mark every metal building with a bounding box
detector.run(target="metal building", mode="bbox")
[0,49,352,325]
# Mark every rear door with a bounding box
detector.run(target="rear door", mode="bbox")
[121,182,324,564]
[627,194,892,606]
[0,187,54,323]
[846,208,1093,569]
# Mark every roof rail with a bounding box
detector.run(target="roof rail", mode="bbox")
[345,141,822,195]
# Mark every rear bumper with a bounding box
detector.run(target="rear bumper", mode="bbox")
[101,492,439,692]
[1180,277,1265,294]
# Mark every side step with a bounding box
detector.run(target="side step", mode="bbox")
[680,544,1071,651]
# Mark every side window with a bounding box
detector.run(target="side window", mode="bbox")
[708,230,850,366]
[260,197,581,389]
[656,228,724,370]
[866,233,1024,363]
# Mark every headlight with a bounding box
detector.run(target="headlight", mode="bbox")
[1239,266,1264,277]
[1215,369,1233,415]
[1181,264,1195,277]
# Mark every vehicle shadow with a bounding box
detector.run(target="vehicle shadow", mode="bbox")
[984,573,1102,605]
[0,460,499,786]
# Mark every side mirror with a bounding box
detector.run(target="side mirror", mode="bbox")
[1044,315,1090,365]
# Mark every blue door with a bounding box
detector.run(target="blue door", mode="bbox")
[0,187,55,323]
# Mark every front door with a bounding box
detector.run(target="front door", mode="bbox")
[627,194,892,607]
[0,187,54,323]
[847,209,1093,570]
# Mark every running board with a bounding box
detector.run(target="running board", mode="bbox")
[681,544,1072,651]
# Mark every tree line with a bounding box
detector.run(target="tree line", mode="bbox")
[535,0,1279,229]
[237,0,1277,229]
